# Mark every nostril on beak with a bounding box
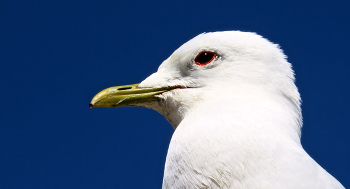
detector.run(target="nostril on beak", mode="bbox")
[118,87,132,91]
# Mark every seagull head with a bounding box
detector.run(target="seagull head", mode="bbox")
[90,31,301,129]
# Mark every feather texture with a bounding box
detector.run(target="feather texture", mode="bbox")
[137,31,344,188]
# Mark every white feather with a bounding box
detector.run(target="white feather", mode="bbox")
[138,31,344,188]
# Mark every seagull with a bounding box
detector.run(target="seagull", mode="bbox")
[90,31,344,188]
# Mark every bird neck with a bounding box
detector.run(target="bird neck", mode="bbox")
[171,89,302,144]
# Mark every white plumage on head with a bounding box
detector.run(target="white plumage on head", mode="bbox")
[137,31,344,188]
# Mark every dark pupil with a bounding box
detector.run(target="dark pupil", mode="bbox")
[197,52,214,64]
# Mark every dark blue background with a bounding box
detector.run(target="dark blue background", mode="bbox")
[1,0,349,188]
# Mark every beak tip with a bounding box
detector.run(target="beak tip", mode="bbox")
[89,103,94,109]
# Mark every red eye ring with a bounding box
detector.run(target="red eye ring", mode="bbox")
[195,51,217,66]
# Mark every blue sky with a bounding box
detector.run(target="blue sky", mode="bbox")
[1,0,349,188]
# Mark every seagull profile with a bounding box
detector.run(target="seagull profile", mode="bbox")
[90,31,344,188]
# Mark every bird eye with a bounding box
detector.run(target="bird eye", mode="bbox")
[195,51,217,66]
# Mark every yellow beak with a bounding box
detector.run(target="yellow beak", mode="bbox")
[90,83,175,108]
